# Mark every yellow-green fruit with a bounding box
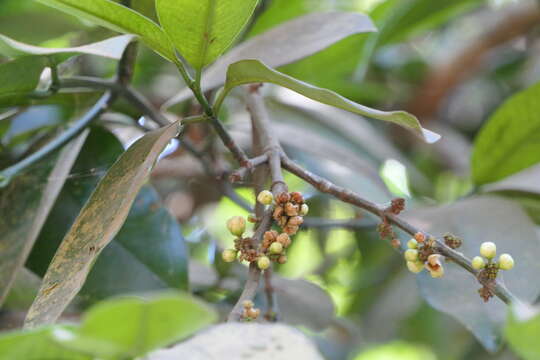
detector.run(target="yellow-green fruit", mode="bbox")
[480,241,496,259]
[269,242,283,255]
[429,266,444,278]
[407,239,418,249]
[498,253,514,270]
[407,261,424,273]
[257,256,271,270]
[300,203,309,216]
[222,249,237,263]
[257,190,274,205]
[471,256,485,270]
[227,216,246,237]
[404,249,419,262]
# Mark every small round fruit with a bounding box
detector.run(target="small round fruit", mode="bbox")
[407,261,424,274]
[227,216,246,237]
[257,256,271,270]
[242,300,254,309]
[498,253,514,270]
[407,239,418,249]
[257,190,274,205]
[404,249,419,262]
[471,256,485,270]
[269,242,283,255]
[277,255,288,264]
[276,233,291,248]
[300,203,309,216]
[221,249,237,263]
[247,308,260,319]
[480,242,496,259]
[414,232,426,243]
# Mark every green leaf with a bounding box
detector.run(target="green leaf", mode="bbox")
[24,121,182,328]
[0,132,87,308]
[27,127,189,304]
[404,196,540,352]
[216,59,440,143]
[0,325,90,360]
[3,268,42,310]
[0,56,48,107]
[472,82,540,185]
[506,303,540,360]
[156,0,259,70]
[58,293,217,358]
[162,11,376,108]
[0,33,135,63]
[36,0,175,61]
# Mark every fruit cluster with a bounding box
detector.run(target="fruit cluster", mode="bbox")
[404,232,445,278]
[241,300,260,321]
[221,190,308,271]
[471,241,514,272]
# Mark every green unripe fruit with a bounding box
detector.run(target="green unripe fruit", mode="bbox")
[222,249,237,263]
[406,261,424,274]
[498,253,514,270]
[257,190,274,205]
[429,266,444,278]
[227,216,246,237]
[471,256,485,270]
[269,242,283,255]
[480,241,496,259]
[404,249,419,262]
[407,239,418,249]
[257,256,270,270]
[300,203,309,216]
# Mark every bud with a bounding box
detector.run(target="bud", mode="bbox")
[221,249,237,263]
[257,190,274,205]
[247,213,258,223]
[284,202,299,216]
[269,242,283,255]
[273,206,284,220]
[407,260,424,274]
[498,253,514,270]
[277,233,291,248]
[257,256,271,270]
[263,230,278,243]
[414,232,426,243]
[227,216,246,237]
[471,256,485,270]
[404,249,418,262]
[284,225,299,235]
[247,308,260,319]
[299,203,309,216]
[426,254,442,271]
[277,255,288,264]
[480,242,496,259]
[288,215,303,226]
[407,239,418,249]
[242,300,254,309]
[290,191,304,204]
[391,238,401,249]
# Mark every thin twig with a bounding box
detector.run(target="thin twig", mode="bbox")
[229,154,269,183]
[302,217,376,230]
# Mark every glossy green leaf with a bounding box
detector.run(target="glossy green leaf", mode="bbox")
[0,132,87,308]
[0,33,134,63]
[0,325,89,360]
[156,0,259,69]
[36,0,175,61]
[0,56,48,107]
[25,121,181,328]
[506,303,540,360]
[216,59,440,143]
[58,293,217,358]
[472,82,540,185]
[162,11,376,108]
[404,196,540,351]
[27,127,189,304]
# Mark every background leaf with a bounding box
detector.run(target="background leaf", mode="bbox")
[25,121,181,327]
[27,127,189,304]
[472,81,540,185]
[0,56,48,107]
[36,0,175,60]
[404,196,540,351]
[0,132,87,307]
[156,0,259,69]
[217,59,440,143]
[505,304,540,360]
